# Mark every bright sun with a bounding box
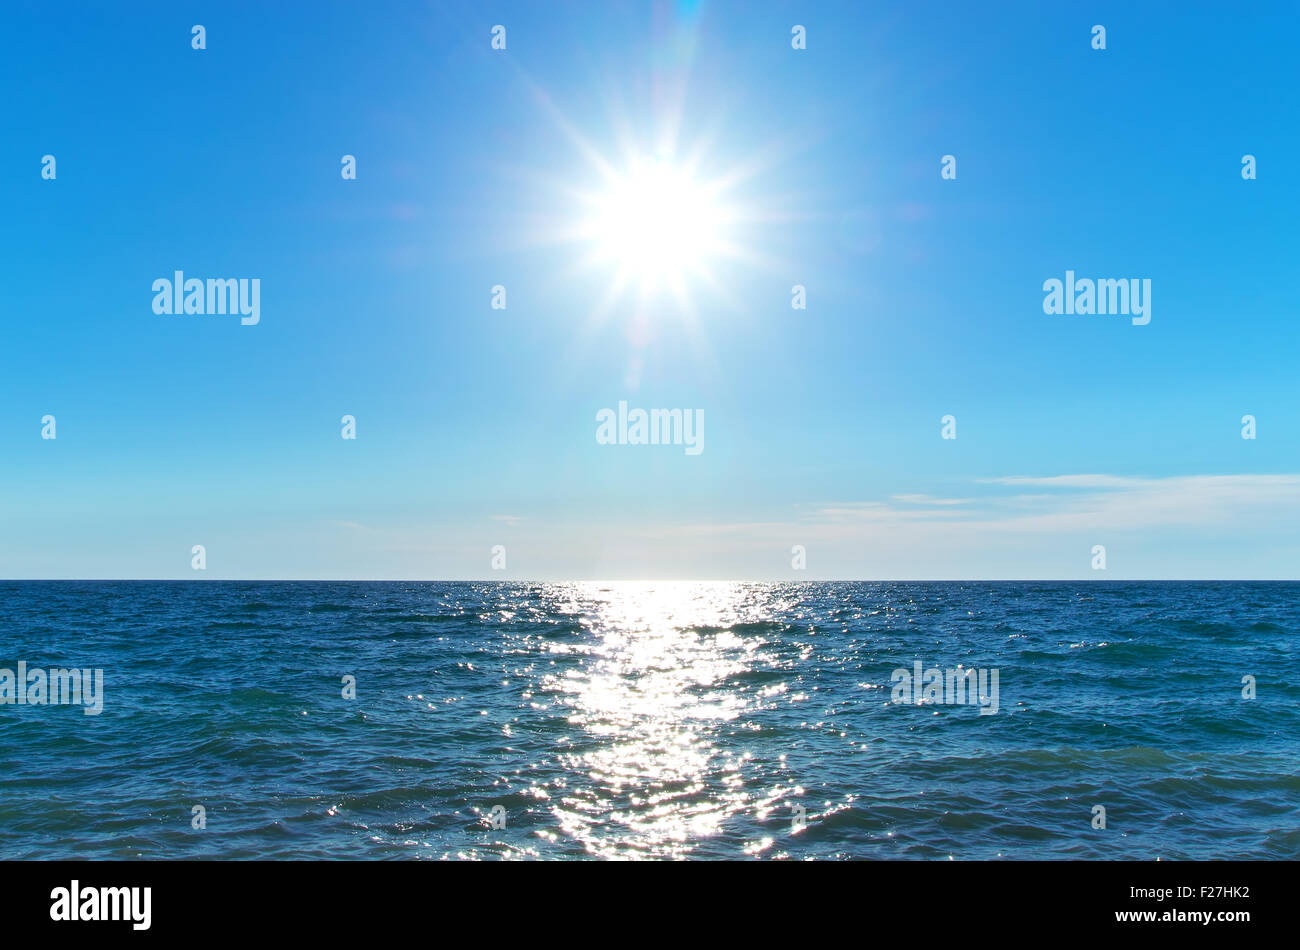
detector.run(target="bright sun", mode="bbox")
[580,156,731,292]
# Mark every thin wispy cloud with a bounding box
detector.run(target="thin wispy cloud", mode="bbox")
[810,474,1300,532]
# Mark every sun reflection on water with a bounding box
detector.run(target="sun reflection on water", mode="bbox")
[536,582,796,858]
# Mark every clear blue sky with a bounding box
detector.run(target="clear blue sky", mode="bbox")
[2,1,1298,579]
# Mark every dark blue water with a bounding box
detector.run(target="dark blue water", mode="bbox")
[0,581,1296,859]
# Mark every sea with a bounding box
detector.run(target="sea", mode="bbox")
[0,580,1296,860]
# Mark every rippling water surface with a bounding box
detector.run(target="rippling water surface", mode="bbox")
[1,581,1296,859]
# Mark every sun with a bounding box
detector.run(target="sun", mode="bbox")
[578,155,732,294]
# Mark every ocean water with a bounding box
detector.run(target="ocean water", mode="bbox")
[0,580,1296,860]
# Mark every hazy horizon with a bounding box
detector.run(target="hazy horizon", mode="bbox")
[6,577,1300,584]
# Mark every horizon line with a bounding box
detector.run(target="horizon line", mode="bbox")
[3,578,1298,584]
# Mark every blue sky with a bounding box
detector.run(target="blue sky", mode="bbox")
[2,1,1298,579]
